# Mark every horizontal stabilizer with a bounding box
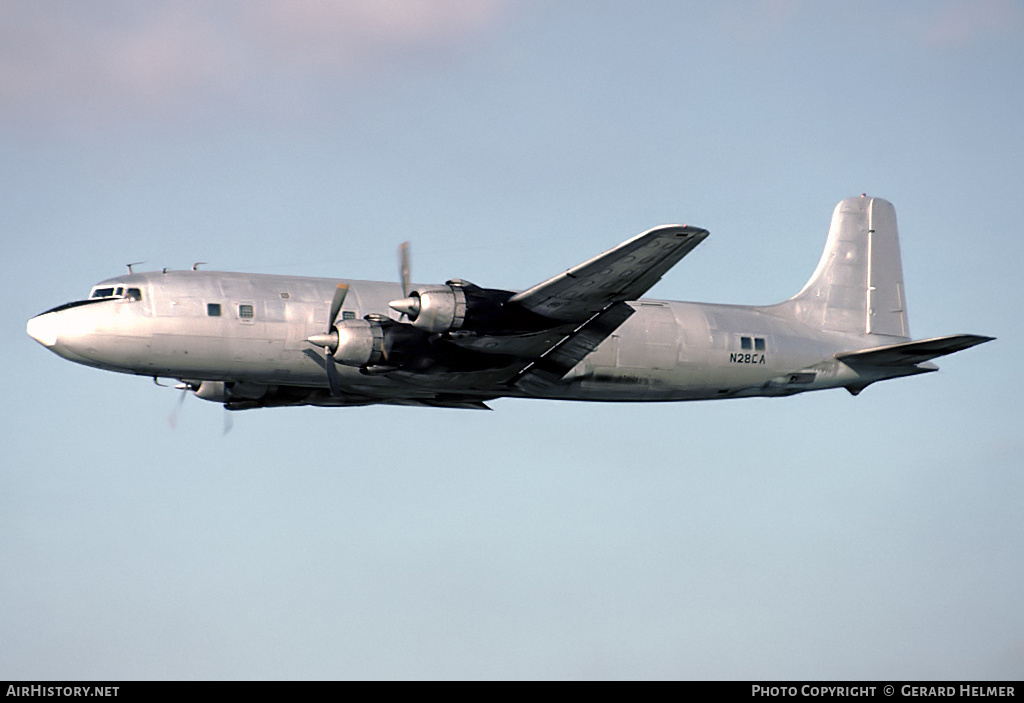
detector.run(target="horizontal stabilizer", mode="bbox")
[836,334,994,367]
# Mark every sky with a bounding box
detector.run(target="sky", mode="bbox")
[1,0,1021,681]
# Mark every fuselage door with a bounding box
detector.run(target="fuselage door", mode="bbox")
[235,302,256,325]
[617,302,679,370]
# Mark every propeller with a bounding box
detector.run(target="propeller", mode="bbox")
[306,282,349,396]
[169,381,230,433]
[380,242,416,362]
[162,379,235,434]
[399,241,411,298]
[167,383,189,429]
[308,245,413,381]
[390,240,422,321]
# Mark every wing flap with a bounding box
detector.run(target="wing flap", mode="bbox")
[446,326,577,358]
[514,301,635,394]
[508,225,708,322]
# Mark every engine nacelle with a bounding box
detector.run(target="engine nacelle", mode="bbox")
[332,319,385,367]
[390,284,467,333]
[194,381,267,402]
[194,380,228,402]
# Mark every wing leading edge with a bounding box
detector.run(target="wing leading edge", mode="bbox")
[508,224,709,322]
[485,224,708,391]
[444,224,708,383]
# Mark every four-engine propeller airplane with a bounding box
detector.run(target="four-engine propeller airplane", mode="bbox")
[27,196,992,412]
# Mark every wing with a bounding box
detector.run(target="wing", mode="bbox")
[507,224,709,322]
[440,225,707,392]
[302,224,711,401]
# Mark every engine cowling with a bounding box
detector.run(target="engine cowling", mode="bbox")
[389,284,467,333]
[307,318,385,367]
[194,380,228,402]
[193,381,267,402]
[333,319,385,367]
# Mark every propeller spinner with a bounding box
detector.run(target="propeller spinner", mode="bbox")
[306,283,349,396]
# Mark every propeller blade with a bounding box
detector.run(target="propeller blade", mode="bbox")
[398,241,411,298]
[309,282,349,396]
[325,352,342,396]
[328,283,349,330]
[167,386,188,429]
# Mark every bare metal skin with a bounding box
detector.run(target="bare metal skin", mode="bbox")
[27,197,992,411]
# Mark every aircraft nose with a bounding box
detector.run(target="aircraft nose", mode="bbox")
[27,312,59,348]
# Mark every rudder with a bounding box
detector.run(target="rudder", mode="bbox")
[777,196,910,339]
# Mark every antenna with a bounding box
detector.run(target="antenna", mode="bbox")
[126,261,144,274]
[192,262,207,271]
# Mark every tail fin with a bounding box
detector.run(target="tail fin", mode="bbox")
[777,196,910,338]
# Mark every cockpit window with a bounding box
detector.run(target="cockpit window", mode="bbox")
[89,286,143,302]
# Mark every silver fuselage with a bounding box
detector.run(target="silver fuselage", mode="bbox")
[30,198,988,410]
[28,269,905,404]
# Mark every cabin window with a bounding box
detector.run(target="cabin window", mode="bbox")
[126,288,142,301]
[239,304,254,319]
[740,335,767,351]
[207,303,221,317]
[90,287,115,299]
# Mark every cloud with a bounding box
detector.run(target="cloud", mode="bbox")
[246,0,506,69]
[0,0,508,127]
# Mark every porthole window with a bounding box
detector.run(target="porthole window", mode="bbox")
[207,303,221,317]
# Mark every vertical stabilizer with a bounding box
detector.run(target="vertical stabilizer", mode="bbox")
[776,196,910,338]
